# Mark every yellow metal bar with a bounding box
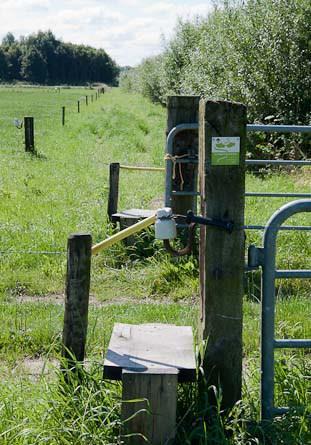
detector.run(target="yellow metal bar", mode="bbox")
[91,214,156,255]
[119,164,165,172]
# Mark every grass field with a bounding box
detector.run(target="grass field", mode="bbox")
[0,86,310,444]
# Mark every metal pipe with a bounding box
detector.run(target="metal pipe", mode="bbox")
[246,159,311,166]
[246,124,311,133]
[163,223,196,257]
[243,224,311,231]
[91,214,156,255]
[274,339,311,349]
[245,192,311,198]
[165,124,199,208]
[275,270,311,279]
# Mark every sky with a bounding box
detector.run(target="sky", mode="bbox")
[0,0,213,66]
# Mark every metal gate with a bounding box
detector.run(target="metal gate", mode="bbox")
[248,199,311,420]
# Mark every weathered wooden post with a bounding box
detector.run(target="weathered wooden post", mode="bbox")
[199,99,246,409]
[62,106,65,126]
[24,116,35,153]
[107,162,120,222]
[78,100,80,113]
[166,96,200,219]
[62,233,92,367]
[85,95,88,106]
[122,370,177,445]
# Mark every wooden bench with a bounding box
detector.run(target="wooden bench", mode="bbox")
[104,323,196,445]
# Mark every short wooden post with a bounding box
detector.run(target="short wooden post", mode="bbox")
[107,162,120,221]
[24,116,35,153]
[122,371,177,445]
[62,233,92,365]
[86,95,88,106]
[199,99,246,409]
[166,96,200,219]
[77,100,80,113]
[62,106,65,126]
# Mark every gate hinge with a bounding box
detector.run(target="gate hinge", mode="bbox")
[248,245,264,269]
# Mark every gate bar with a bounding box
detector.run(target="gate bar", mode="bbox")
[274,339,311,349]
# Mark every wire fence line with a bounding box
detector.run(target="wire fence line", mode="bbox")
[0,250,66,255]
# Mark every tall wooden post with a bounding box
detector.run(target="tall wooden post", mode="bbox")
[86,95,88,106]
[78,100,80,113]
[24,116,35,153]
[199,99,246,409]
[166,96,200,218]
[107,162,120,222]
[62,233,92,365]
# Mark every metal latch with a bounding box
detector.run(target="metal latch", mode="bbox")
[185,211,234,233]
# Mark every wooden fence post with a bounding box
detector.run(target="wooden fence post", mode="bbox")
[86,95,88,106]
[24,116,35,153]
[78,100,80,113]
[199,99,247,409]
[107,162,120,222]
[62,233,92,366]
[166,96,200,220]
[62,106,65,126]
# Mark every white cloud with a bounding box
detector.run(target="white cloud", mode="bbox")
[0,0,213,66]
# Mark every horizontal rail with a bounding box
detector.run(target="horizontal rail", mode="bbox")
[119,164,165,172]
[246,159,311,166]
[246,124,311,133]
[92,214,156,255]
[243,225,311,231]
[274,339,311,349]
[245,192,311,198]
[275,270,311,279]
[171,191,200,196]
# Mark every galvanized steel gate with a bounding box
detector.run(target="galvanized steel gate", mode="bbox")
[248,200,311,420]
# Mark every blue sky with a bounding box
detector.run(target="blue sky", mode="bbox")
[0,0,213,66]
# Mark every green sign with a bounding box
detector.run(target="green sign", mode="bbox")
[211,137,240,165]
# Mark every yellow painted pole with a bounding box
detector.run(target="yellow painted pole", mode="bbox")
[91,214,156,255]
[119,165,165,172]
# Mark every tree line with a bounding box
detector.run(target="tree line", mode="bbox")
[120,0,310,159]
[0,31,119,85]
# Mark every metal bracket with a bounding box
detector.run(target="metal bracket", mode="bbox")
[248,244,265,269]
[185,210,234,233]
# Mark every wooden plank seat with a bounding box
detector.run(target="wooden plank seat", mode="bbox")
[104,323,196,445]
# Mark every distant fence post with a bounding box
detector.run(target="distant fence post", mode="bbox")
[86,95,88,106]
[24,116,35,153]
[166,96,200,220]
[62,233,92,368]
[78,100,80,113]
[62,106,65,126]
[107,162,120,222]
[199,99,246,409]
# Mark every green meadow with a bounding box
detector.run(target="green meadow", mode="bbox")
[0,86,310,444]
